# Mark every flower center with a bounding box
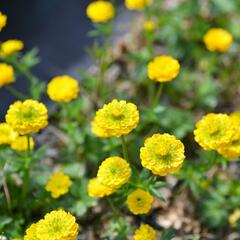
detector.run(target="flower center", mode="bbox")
[48,219,64,234]
[155,144,169,157]
[110,167,118,175]
[18,106,38,121]
[208,125,219,135]
[111,108,124,119]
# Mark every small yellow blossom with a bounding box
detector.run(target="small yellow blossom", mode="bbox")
[92,99,139,138]
[147,55,180,82]
[36,210,78,240]
[194,113,234,151]
[0,123,18,145]
[144,21,155,31]
[87,1,115,23]
[88,177,115,198]
[203,28,233,52]
[45,172,72,198]
[134,224,157,240]
[0,63,15,87]
[127,189,153,215]
[24,223,39,240]
[6,99,48,135]
[10,136,34,152]
[0,40,24,56]
[217,112,240,159]
[97,156,131,189]
[125,0,153,11]
[229,209,240,227]
[0,12,7,31]
[140,133,185,176]
[47,75,79,102]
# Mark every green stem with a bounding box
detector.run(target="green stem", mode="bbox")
[121,135,129,161]
[2,173,12,214]
[107,197,121,216]
[5,85,28,100]
[21,135,32,203]
[96,29,111,102]
[148,79,155,104]
[152,83,163,107]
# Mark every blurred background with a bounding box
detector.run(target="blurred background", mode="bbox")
[0,0,122,115]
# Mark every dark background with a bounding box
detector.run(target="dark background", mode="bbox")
[0,0,121,116]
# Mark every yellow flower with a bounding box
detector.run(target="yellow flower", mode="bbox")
[97,156,131,189]
[10,136,34,152]
[140,133,185,176]
[147,55,180,82]
[88,177,115,198]
[217,112,240,159]
[0,12,7,31]
[45,172,72,198]
[47,75,79,103]
[87,1,115,23]
[24,223,40,240]
[0,123,18,145]
[125,0,153,11]
[36,210,78,240]
[134,224,157,240]
[203,28,233,52]
[6,99,48,135]
[229,111,240,124]
[229,209,240,227]
[144,21,156,31]
[127,189,153,215]
[194,113,234,151]
[0,63,15,87]
[0,40,24,56]
[91,99,139,138]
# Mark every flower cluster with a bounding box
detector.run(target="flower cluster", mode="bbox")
[194,113,234,151]
[147,55,180,82]
[134,224,157,240]
[125,0,153,11]
[10,136,35,152]
[0,39,24,56]
[24,210,79,240]
[6,99,48,135]
[87,0,115,23]
[88,177,115,198]
[194,113,240,159]
[88,156,131,198]
[47,75,79,103]
[229,209,240,227]
[45,172,72,198]
[0,12,7,31]
[0,123,18,145]
[127,188,153,215]
[203,28,233,52]
[144,20,156,31]
[140,133,185,176]
[0,63,15,87]
[92,99,139,138]
[97,156,131,189]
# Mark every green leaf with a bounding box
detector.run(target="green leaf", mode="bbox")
[161,228,176,240]
[70,201,87,217]
[0,216,12,231]
[20,48,40,68]
[149,188,165,202]
[63,163,86,179]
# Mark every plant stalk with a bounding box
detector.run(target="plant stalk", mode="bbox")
[121,135,129,161]
[152,83,163,107]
